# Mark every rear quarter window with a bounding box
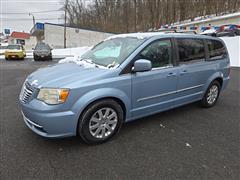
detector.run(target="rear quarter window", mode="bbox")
[206,39,227,60]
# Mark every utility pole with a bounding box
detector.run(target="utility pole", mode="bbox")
[29,13,35,27]
[64,0,68,49]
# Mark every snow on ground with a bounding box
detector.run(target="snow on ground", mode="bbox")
[53,46,91,58]
[58,47,92,64]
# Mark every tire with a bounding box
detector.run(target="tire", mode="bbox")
[78,99,124,144]
[201,81,221,108]
[34,56,39,61]
[5,57,8,60]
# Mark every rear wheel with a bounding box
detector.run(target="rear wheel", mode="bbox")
[201,81,221,108]
[78,99,124,144]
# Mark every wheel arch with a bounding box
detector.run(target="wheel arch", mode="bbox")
[72,88,131,134]
[204,72,223,93]
[213,77,223,88]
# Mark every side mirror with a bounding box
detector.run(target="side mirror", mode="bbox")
[132,59,152,72]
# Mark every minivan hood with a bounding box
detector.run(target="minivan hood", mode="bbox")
[27,63,109,88]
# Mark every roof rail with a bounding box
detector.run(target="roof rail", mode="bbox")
[176,30,197,34]
[154,29,177,33]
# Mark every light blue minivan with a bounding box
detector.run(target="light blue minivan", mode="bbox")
[19,33,230,144]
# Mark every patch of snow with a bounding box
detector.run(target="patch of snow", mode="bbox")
[58,55,81,64]
[59,56,108,69]
[106,33,154,40]
[185,143,192,148]
[160,124,166,128]
[200,29,216,34]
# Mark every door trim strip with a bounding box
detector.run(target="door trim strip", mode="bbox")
[137,84,204,102]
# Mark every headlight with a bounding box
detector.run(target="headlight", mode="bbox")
[37,88,69,105]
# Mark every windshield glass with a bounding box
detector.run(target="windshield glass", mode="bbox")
[81,37,146,68]
[35,43,50,50]
[7,45,20,50]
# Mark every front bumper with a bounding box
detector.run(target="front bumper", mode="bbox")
[20,100,78,138]
[34,54,52,60]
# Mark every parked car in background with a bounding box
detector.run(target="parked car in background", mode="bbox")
[201,24,240,37]
[0,45,7,55]
[5,44,26,60]
[200,29,217,37]
[216,24,240,37]
[19,33,230,144]
[33,42,52,61]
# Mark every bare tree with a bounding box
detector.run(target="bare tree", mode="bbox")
[63,0,240,33]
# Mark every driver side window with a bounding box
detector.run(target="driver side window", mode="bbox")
[139,39,173,68]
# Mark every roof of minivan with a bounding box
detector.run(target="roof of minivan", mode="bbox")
[107,32,217,40]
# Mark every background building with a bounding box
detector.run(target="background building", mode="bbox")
[30,23,114,49]
[8,31,37,50]
[175,12,240,33]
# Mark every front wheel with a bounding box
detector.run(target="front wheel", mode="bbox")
[78,99,124,144]
[201,81,221,108]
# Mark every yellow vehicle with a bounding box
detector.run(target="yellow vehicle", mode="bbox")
[5,44,26,60]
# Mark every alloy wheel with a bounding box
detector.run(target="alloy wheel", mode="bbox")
[207,85,219,105]
[89,107,118,139]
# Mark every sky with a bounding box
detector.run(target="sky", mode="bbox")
[0,0,64,33]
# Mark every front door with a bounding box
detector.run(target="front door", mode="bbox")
[131,39,178,118]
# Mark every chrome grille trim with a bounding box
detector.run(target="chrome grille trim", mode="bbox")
[20,82,36,103]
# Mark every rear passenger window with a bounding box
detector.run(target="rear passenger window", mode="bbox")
[207,40,227,60]
[177,39,205,63]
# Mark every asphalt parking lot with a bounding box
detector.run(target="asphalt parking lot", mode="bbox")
[0,58,239,180]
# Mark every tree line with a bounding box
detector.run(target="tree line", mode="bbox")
[63,0,240,33]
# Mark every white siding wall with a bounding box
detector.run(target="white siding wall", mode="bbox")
[44,24,113,49]
[25,36,37,50]
[220,36,240,67]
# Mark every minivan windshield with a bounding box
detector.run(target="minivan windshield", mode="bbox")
[7,45,21,50]
[81,37,146,68]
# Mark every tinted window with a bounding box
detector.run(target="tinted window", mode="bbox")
[139,39,172,68]
[177,39,205,63]
[207,40,226,60]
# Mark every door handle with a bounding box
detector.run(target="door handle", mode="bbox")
[167,72,177,77]
[180,70,188,75]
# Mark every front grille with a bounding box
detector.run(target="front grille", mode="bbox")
[20,82,36,103]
